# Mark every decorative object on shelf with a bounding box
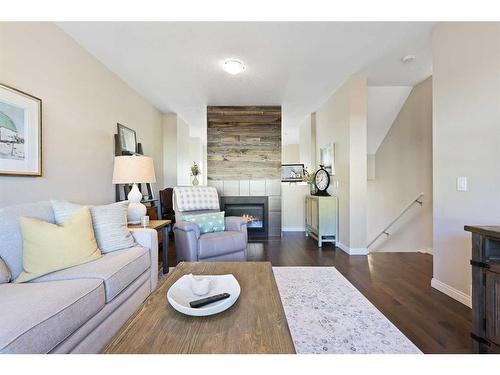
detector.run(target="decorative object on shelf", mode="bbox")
[320,143,335,175]
[281,163,304,182]
[191,161,201,186]
[117,123,137,154]
[0,83,42,176]
[112,155,157,224]
[303,167,317,195]
[314,165,331,196]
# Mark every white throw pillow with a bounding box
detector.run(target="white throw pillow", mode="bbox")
[0,257,11,283]
[51,200,135,253]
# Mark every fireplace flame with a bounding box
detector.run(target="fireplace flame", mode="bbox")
[242,213,259,223]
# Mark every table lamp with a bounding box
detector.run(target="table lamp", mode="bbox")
[112,155,156,224]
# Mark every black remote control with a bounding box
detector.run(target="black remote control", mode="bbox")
[189,293,230,308]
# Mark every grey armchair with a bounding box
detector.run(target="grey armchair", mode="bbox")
[173,187,248,262]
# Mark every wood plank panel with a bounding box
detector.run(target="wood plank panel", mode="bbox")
[207,106,281,181]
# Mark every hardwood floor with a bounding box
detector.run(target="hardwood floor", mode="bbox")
[166,231,472,354]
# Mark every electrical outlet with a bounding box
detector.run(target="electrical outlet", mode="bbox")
[457,176,468,192]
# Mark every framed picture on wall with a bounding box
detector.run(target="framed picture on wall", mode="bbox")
[320,143,335,175]
[0,83,42,176]
[117,123,137,154]
[281,164,305,182]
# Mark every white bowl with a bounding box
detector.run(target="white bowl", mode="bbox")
[167,274,240,316]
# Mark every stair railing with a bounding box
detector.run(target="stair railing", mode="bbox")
[367,192,424,249]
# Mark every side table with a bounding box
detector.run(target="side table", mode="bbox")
[128,220,171,274]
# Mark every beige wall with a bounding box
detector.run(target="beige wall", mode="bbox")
[176,117,191,186]
[315,76,368,252]
[367,77,433,252]
[0,23,163,207]
[163,113,202,187]
[299,113,316,171]
[162,113,177,187]
[432,22,500,306]
[282,144,300,163]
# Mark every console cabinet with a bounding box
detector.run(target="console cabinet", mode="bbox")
[465,225,500,354]
[305,195,338,247]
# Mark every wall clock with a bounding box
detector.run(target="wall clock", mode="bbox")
[314,165,331,196]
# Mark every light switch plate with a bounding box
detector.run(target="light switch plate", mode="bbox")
[457,176,468,192]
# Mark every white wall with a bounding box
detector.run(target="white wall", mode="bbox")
[367,77,433,252]
[432,22,500,306]
[315,76,368,252]
[0,23,163,207]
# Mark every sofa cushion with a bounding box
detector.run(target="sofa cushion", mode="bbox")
[0,278,104,353]
[0,201,55,280]
[15,207,102,283]
[198,231,247,259]
[32,246,150,303]
[52,200,135,253]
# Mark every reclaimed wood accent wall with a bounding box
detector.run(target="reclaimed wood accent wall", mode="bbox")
[207,106,281,180]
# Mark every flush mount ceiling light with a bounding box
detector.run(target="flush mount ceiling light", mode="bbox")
[401,55,416,64]
[223,59,246,75]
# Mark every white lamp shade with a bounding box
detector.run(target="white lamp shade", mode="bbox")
[112,156,156,184]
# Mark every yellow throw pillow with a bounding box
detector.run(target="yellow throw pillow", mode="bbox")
[15,207,102,283]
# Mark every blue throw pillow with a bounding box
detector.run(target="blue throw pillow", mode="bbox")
[183,212,226,234]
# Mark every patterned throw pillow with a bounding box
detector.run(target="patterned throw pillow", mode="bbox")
[183,212,226,234]
[51,200,135,253]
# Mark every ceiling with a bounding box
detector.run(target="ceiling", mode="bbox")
[58,22,434,144]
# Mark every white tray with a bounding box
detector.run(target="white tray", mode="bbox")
[167,274,240,316]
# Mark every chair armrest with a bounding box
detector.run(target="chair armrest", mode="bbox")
[173,221,200,261]
[225,216,248,232]
[130,228,158,291]
[225,216,248,244]
[174,221,200,239]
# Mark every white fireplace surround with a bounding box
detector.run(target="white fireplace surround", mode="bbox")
[208,179,281,237]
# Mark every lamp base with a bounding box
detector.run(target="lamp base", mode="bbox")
[127,183,147,224]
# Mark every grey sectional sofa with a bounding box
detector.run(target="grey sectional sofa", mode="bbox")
[0,202,158,354]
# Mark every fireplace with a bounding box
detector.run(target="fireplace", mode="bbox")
[220,196,268,239]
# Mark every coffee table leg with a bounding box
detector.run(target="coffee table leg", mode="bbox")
[162,225,169,274]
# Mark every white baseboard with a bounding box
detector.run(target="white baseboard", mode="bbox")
[337,242,368,256]
[419,248,433,255]
[281,227,305,232]
[431,278,472,308]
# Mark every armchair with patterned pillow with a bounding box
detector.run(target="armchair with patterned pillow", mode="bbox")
[172,186,248,262]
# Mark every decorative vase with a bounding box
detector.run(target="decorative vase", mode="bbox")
[309,183,317,195]
[192,175,199,186]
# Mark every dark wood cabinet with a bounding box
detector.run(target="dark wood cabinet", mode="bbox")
[465,226,500,353]
[486,267,500,347]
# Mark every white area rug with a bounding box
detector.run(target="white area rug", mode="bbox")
[273,266,422,354]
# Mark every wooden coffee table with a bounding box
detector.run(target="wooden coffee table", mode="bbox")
[103,262,296,354]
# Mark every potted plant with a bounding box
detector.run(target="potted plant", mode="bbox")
[191,162,201,186]
[303,167,317,195]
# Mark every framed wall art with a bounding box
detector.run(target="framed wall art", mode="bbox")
[117,123,137,154]
[281,163,305,182]
[320,143,335,175]
[0,83,42,176]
